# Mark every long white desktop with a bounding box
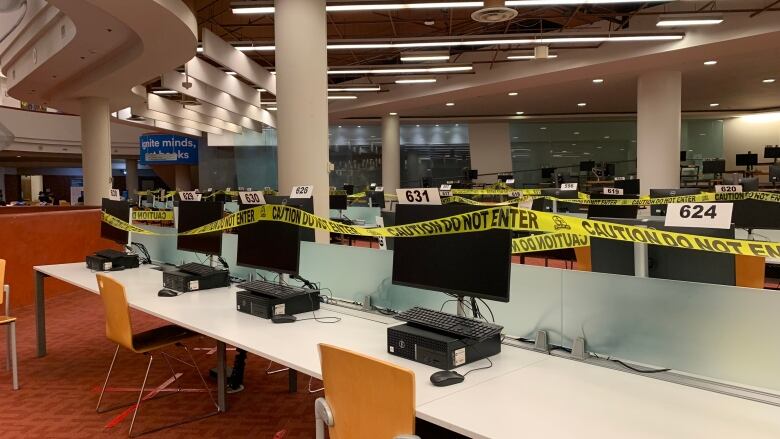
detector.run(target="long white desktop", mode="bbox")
[33,263,780,438]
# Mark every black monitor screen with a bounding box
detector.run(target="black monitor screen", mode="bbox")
[765,146,780,159]
[330,194,348,210]
[532,189,579,213]
[265,196,315,242]
[649,188,701,216]
[732,200,780,230]
[680,151,687,162]
[236,203,300,274]
[580,161,595,172]
[177,201,224,255]
[702,159,726,174]
[541,167,555,179]
[342,184,355,195]
[101,198,130,244]
[368,191,385,207]
[614,179,640,195]
[587,193,639,219]
[770,165,780,182]
[392,205,511,302]
[736,153,758,166]
[466,169,478,180]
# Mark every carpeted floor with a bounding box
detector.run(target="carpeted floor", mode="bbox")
[0,290,319,438]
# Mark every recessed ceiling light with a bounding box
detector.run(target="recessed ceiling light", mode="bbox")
[657,14,723,27]
[699,133,706,136]
[151,90,177,95]
[327,95,358,100]
[592,78,604,84]
[400,55,450,62]
[256,88,267,92]
[604,135,610,139]
[328,86,382,92]
[704,60,718,66]
[540,127,547,130]
[508,92,518,96]
[507,54,559,60]
[267,107,277,111]
[446,102,455,106]
[358,125,362,128]
[416,124,420,127]
[395,78,437,84]
[226,71,237,75]
[515,111,524,115]
[763,78,776,83]
[389,112,398,115]
[577,102,587,107]
[710,103,720,107]
[573,131,580,135]
[16,155,21,158]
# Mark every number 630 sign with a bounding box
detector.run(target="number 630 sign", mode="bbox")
[396,188,441,205]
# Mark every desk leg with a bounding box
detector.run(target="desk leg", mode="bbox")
[34,271,48,357]
[288,368,297,393]
[216,341,227,412]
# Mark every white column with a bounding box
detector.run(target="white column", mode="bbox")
[637,71,681,195]
[381,114,401,192]
[80,97,112,205]
[174,165,192,190]
[469,122,512,184]
[125,158,138,198]
[275,0,329,242]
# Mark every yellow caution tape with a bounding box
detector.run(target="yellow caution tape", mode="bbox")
[131,210,174,222]
[512,232,590,254]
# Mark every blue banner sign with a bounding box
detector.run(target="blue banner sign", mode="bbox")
[140,134,199,165]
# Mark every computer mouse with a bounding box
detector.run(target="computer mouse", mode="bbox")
[430,370,464,387]
[157,289,179,297]
[271,314,297,324]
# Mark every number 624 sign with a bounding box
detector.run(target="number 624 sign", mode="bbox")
[664,203,733,229]
[396,188,442,205]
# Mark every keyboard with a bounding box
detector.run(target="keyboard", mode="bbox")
[178,262,222,276]
[96,249,126,259]
[238,279,313,299]
[394,307,503,340]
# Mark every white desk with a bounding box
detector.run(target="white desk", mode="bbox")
[33,263,780,438]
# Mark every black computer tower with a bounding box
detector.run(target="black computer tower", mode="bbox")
[162,269,230,292]
[387,323,501,370]
[236,290,320,319]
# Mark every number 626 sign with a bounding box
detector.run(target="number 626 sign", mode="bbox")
[396,188,441,205]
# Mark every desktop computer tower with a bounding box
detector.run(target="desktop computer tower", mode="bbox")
[86,252,139,271]
[162,269,230,292]
[236,289,320,319]
[387,323,501,370]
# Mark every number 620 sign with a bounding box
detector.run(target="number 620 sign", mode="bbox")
[396,188,441,205]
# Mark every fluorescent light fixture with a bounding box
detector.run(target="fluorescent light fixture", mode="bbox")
[507,54,558,60]
[710,103,720,107]
[763,78,776,83]
[446,102,455,106]
[577,102,587,107]
[226,71,237,75]
[741,112,780,123]
[328,66,472,75]
[151,90,178,95]
[267,106,277,111]
[400,51,451,62]
[515,111,524,115]
[328,95,358,100]
[389,112,398,115]
[657,14,723,27]
[261,101,277,106]
[233,1,669,15]
[396,78,437,84]
[508,92,518,96]
[256,88,267,92]
[327,86,381,92]
[704,60,718,65]
[196,47,203,53]
[592,78,604,83]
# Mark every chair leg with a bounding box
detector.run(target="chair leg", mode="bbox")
[9,322,18,390]
[128,354,153,438]
[182,344,219,411]
[161,352,182,393]
[96,345,120,412]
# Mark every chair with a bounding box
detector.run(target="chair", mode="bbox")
[315,343,419,439]
[95,274,218,437]
[0,259,18,390]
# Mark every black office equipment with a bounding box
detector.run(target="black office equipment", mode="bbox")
[580,161,595,172]
[394,307,503,340]
[86,249,139,271]
[236,280,320,319]
[465,169,478,180]
[764,146,780,159]
[430,370,465,387]
[264,195,315,242]
[177,201,224,255]
[100,198,130,244]
[367,190,385,207]
[329,193,348,210]
[586,193,638,219]
[271,315,297,324]
[380,211,396,250]
[604,163,616,177]
[387,321,501,370]
[90,199,140,270]
[342,184,355,195]
[649,188,701,216]
[739,177,759,192]
[157,289,180,297]
[236,202,301,275]
[702,159,726,175]
[736,153,758,168]
[392,204,511,302]
[162,264,230,292]
[680,151,687,162]
[614,179,640,195]
[531,189,578,213]
[731,199,780,230]
[770,165,780,183]
[541,167,555,179]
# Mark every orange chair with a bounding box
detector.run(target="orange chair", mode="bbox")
[0,259,18,390]
[95,274,218,437]
[315,343,419,439]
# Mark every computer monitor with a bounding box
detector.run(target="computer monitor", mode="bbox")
[264,195,315,242]
[497,173,513,183]
[100,198,130,244]
[680,151,687,162]
[367,190,385,207]
[604,163,616,177]
[614,179,640,195]
[764,146,780,159]
[541,167,555,179]
[649,188,701,216]
[736,153,758,167]
[732,199,780,230]
[702,159,725,174]
[465,169,478,180]
[531,189,578,213]
[770,165,780,183]
[580,161,595,172]
[330,194,348,210]
[392,205,511,302]
[587,192,638,219]
[177,201,224,255]
[342,184,355,195]
[236,203,300,275]
[722,173,740,185]
[739,177,759,192]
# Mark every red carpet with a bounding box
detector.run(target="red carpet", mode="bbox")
[0,290,319,438]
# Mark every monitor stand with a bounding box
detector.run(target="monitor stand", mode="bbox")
[455,295,478,318]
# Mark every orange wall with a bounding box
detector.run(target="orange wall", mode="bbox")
[0,209,121,309]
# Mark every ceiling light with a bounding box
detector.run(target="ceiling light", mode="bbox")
[261,101,277,106]
[328,66,472,75]
[446,102,455,106]
[515,111,524,115]
[389,112,398,115]
[328,86,382,92]
[709,103,720,107]
[196,47,203,53]
[577,102,587,107]
[741,112,780,123]
[328,96,358,100]
[704,60,718,65]
[396,78,437,84]
[226,71,237,75]
[267,107,277,111]
[657,14,723,27]
[233,1,668,15]
[573,131,580,135]
[151,90,178,95]
[508,92,518,96]
[400,51,450,62]
[507,54,558,60]
[15,155,21,158]
[256,88,267,92]
[540,127,547,130]
[763,78,776,84]
[592,78,604,84]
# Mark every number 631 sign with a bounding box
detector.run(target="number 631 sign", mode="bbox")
[396,188,442,205]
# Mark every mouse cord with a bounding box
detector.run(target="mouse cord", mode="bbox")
[294,275,341,324]
[461,357,493,377]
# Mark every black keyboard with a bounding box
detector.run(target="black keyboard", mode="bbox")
[96,249,126,259]
[394,307,503,340]
[238,279,313,299]
[178,262,222,276]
